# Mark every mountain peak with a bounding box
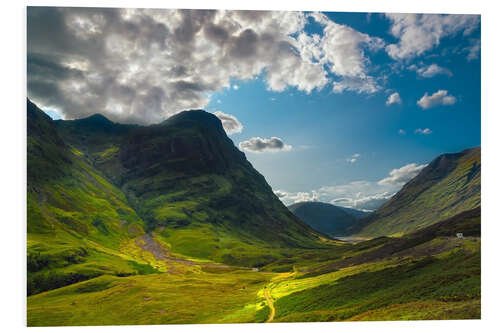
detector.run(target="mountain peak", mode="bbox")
[162,110,225,134]
[79,113,114,125]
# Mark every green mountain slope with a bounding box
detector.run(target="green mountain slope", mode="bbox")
[348,147,481,237]
[288,202,366,236]
[28,100,151,295]
[52,107,326,267]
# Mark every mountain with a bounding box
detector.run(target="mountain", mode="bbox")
[27,100,148,296]
[336,206,370,219]
[348,147,481,237]
[288,201,367,236]
[27,100,481,325]
[50,105,326,267]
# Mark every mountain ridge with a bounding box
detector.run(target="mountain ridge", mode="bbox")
[35,100,328,268]
[348,146,481,237]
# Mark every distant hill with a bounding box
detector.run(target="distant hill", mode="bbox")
[336,206,371,219]
[348,147,480,237]
[288,202,368,236]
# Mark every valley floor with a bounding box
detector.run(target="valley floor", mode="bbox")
[27,233,480,326]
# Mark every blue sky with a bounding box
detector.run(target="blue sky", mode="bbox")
[206,12,481,209]
[28,8,481,210]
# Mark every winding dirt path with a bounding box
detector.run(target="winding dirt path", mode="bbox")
[264,289,275,323]
[136,233,229,268]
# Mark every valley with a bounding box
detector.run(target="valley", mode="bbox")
[26,100,481,325]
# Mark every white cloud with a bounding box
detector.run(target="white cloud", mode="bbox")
[232,84,239,90]
[465,39,481,61]
[378,163,427,186]
[239,136,292,153]
[317,181,398,211]
[398,129,406,135]
[273,189,288,198]
[276,160,427,210]
[347,153,360,163]
[29,8,345,124]
[415,128,432,135]
[213,111,243,135]
[386,92,402,105]
[308,12,385,94]
[331,192,394,211]
[417,90,456,109]
[274,190,318,203]
[385,13,480,60]
[415,64,452,78]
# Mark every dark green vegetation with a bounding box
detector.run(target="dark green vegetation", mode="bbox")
[348,147,480,237]
[288,201,368,236]
[27,99,480,325]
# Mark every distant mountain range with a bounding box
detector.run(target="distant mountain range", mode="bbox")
[348,147,480,237]
[288,202,369,237]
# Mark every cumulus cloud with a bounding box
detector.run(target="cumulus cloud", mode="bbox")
[415,128,432,135]
[378,163,427,186]
[27,8,389,124]
[274,190,319,203]
[415,64,452,78]
[238,137,292,153]
[417,90,457,109]
[331,192,394,211]
[276,160,427,210]
[386,92,402,105]
[213,111,243,135]
[398,129,406,135]
[385,13,480,60]
[310,12,385,94]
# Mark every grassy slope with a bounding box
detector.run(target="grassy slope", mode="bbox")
[350,147,480,237]
[28,101,154,295]
[28,269,276,326]
[28,208,480,325]
[261,209,481,322]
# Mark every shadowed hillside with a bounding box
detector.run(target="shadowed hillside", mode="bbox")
[288,202,368,236]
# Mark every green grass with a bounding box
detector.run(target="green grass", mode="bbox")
[27,270,275,326]
[265,244,480,322]
[354,148,480,237]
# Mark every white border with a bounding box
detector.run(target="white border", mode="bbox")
[2,0,499,332]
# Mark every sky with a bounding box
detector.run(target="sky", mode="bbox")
[27,8,481,211]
